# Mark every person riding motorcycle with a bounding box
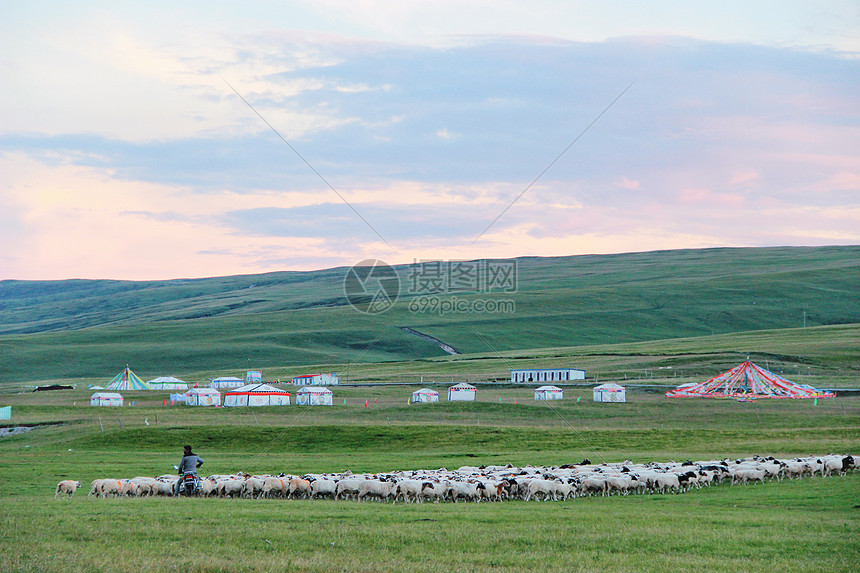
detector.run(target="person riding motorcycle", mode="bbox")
[174,445,204,495]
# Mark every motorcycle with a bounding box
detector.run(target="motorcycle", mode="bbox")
[173,465,202,496]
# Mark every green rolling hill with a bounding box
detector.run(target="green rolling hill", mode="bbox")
[0,245,858,383]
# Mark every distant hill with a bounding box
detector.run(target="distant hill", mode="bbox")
[0,246,858,383]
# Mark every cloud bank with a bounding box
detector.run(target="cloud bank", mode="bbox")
[1,8,858,279]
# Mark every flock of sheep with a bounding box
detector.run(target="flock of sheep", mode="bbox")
[55,453,855,502]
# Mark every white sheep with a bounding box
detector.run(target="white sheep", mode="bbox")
[153,479,176,496]
[310,478,338,500]
[288,477,312,499]
[524,479,558,501]
[132,477,161,497]
[445,480,485,502]
[335,478,364,501]
[418,480,447,503]
[394,479,426,503]
[580,476,608,497]
[88,478,123,498]
[358,479,397,502]
[219,479,245,498]
[54,480,81,499]
[243,477,264,499]
[653,473,680,494]
[731,468,765,485]
[261,477,287,498]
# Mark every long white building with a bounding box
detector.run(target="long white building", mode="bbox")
[291,372,339,386]
[510,368,585,383]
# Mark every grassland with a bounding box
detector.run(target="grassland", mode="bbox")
[1,379,858,572]
[5,323,858,395]
[1,476,857,573]
[1,246,859,383]
[0,246,858,571]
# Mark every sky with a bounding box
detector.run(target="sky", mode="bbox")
[1,1,859,280]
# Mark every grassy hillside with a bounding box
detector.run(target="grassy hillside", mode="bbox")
[1,246,858,383]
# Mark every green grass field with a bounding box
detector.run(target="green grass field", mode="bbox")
[2,477,857,573]
[1,380,858,572]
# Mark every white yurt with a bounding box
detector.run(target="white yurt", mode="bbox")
[411,388,439,403]
[534,385,563,400]
[295,386,333,406]
[223,384,291,407]
[593,383,626,403]
[90,392,123,406]
[185,387,221,406]
[146,376,189,391]
[447,382,477,401]
[210,376,245,389]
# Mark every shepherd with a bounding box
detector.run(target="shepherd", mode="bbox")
[173,445,204,496]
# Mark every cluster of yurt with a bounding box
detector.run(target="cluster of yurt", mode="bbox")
[223,384,291,407]
[296,386,333,406]
[83,358,839,411]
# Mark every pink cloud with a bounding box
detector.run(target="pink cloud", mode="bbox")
[677,187,746,208]
[729,170,759,186]
[615,176,641,190]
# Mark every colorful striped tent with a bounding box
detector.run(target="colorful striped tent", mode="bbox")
[666,360,835,399]
[106,367,150,391]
